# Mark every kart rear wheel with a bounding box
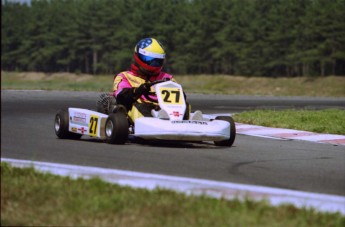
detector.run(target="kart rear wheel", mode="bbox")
[54,109,82,140]
[105,112,129,144]
[214,116,236,147]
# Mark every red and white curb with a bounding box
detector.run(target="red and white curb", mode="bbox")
[2,158,345,215]
[236,123,345,146]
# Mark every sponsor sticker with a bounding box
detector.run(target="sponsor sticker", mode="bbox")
[171,120,208,125]
[171,111,182,117]
[72,112,87,125]
[78,127,87,134]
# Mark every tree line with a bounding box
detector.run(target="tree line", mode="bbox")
[2,0,345,76]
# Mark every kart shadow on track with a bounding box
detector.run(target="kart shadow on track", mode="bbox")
[77,135,231,149]
[128,136,232,149]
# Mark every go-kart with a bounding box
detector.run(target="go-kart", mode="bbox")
[54,79,236,146]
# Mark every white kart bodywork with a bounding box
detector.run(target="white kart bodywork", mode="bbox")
[134,118,230,141]
[68,108,108,139]
[134,81,231,141]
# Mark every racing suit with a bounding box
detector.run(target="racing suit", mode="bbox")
[113,63,175,123]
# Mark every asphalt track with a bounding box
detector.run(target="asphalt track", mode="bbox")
[1,90,345,196]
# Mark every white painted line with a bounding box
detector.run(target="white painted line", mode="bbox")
[292,134,345,141]
[2,158,344,215]
[242,134,290,140]
[240,128,296,135]
[199,114,344,145]
[236,124,265,129]
[235,122,345,146]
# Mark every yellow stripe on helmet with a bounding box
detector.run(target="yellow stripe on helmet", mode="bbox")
[138,48,165,59]
[144,38,165,55]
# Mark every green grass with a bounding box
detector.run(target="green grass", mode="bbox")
[177,75,345,97]
[1,163,344,227]
[234,109,345,135]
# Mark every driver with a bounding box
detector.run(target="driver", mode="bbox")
[112,37,202,123]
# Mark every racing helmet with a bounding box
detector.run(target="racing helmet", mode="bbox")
[134,38,165,76]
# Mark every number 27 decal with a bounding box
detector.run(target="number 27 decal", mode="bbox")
[160,88,182,104]
[89,115,99,136]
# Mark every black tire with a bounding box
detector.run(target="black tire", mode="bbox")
[54,109,82,140]
[105,112,129,144]
[214,116,236,147]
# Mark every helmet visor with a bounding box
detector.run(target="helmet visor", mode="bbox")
[138,53,164,67]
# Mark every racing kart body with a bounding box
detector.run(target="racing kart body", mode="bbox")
[54,80,236,146]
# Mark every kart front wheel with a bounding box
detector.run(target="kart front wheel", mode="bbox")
[214,116,236,147]
[105,112,129,144]
[54,109,82,140]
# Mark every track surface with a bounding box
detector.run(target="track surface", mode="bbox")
[1,90,345,196]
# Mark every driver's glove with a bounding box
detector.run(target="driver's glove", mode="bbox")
[133,82,150,97]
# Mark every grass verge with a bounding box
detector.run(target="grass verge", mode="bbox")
[178,75,345,97]
[1,163,344,227]
[234,109,345,135]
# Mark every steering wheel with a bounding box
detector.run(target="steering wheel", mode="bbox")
[143,78,170,103]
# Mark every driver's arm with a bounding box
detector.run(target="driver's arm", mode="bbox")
[116,83,150,111]
[116,88,137,111]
